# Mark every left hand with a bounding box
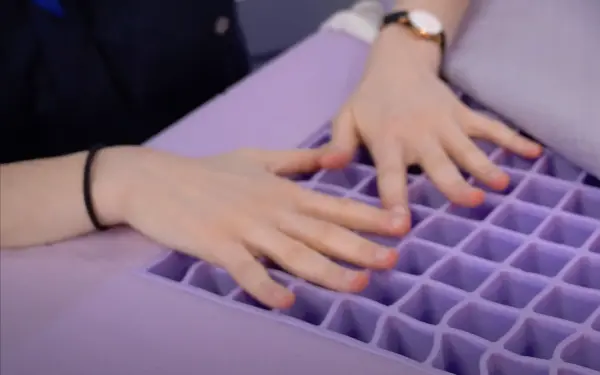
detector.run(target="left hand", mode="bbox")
[319,27,542,228]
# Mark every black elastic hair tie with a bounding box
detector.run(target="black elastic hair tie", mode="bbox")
[83,144,110,231]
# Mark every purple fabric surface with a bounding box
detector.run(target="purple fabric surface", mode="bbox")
[144,31,368,155]
[444,0,600,178]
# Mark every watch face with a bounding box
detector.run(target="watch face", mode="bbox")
[408,10,442,35]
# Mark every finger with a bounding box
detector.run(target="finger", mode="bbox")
[294,186,406,235]
[443,128,510,191]
[417,137,485,207]
[461,110,543,158]
[243,225,369,293]
[367,134,411,226]
[220,244,295,309]
[277,212,399,270]
[321,106,359,169]
[248,148,326,176]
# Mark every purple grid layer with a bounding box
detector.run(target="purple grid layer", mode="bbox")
[145,103,600,374]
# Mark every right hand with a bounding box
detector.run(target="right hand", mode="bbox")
[100,146,406,309]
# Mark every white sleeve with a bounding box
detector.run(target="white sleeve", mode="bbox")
[320,1,384,44]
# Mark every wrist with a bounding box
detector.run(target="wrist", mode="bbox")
[92,145,142,228]
[375,21,442,74]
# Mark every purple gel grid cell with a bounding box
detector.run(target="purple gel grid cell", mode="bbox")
[358,174,419,199]
[143,124,600,375]
[408,180,449,209]
[561,187,600,220]
[315,164,372,188]
[503,318,576,359]
[561,335,600,372]
[358,175,381,198]
[589,233,600,254]
[394,241,446,276]
[325,299,382,343]
[537,214,598,248]
[431,255,495,292]
[486,353,550,375]
[461,228,524,263]
[535,153,584,182]
[414,216,476,247]
[445,195,501,221]
[356,272,414,306]
[480,271,547,309]
[279,284,334,326]
[490,202,548,235]
[184,263,237,296]
[431,333,487,375]
[492,149,539,171]
[398,284,463,325]
[447,301,519,342]
[408,205,434,230]
[147,251,198,282]
[510,242,575,277]
[375,315,434,362]
[562,256,600,291]
[533,286,600,324]
[516,177,570,208]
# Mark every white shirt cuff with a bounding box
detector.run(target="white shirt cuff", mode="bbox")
[320,1,384,44]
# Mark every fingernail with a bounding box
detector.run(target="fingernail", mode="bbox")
[489,170,510,186]
[469,189,486,205]
[390,206,407,229]
[269,285,292,303]
[345,271,368,290]
[375,247,394,262]
[488,168,505,179]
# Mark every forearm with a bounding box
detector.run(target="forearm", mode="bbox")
[0,147,133,248]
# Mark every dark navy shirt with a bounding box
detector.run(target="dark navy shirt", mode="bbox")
[0,0,249,163]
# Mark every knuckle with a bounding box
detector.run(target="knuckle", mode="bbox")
[471,157,496,174]
[378,170,405,187]
[462,149,491,168]
[354,238,379,260]
[277,242,307,267]
[313,223,340,246]
[424,156,451,176]
[415,138,441,158]
[380,115,403,131]
[335,196,359,214]
[306,254,335,280]
[504,128,521,143]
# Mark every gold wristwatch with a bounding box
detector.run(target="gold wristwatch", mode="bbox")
[382,10,446,56]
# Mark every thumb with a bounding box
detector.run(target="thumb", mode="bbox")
[251,148,326,176]
[321,106,359,169]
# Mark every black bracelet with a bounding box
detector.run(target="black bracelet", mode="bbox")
[83,144,111,231]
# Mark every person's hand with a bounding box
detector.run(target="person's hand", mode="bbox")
[101,146,405,309]
[320,27,543,224]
